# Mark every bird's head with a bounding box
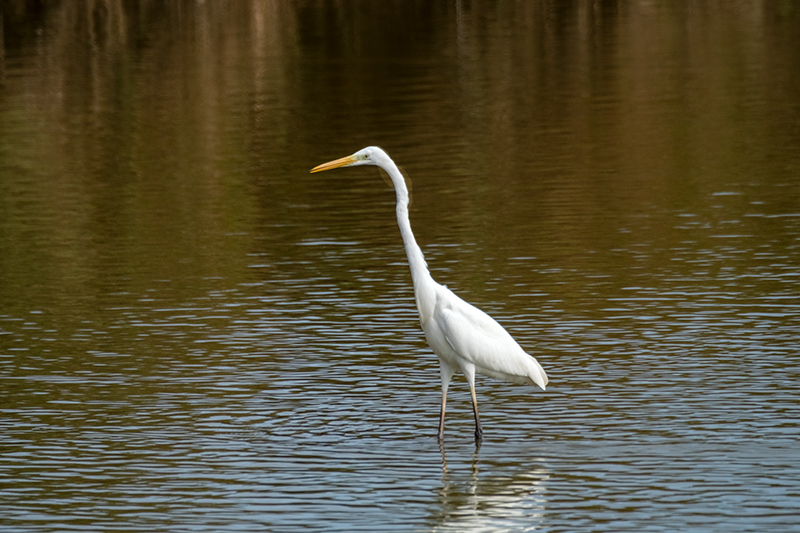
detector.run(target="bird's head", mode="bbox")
[310,146,388,173]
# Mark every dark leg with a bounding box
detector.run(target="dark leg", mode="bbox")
[469,384,483,441]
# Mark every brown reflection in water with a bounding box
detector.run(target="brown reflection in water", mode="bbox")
[2,2,796,303]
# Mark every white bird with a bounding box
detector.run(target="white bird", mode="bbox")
[310,146,548,440]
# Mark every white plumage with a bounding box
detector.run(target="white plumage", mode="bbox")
[311,146,547,440]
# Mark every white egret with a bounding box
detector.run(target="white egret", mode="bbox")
[310,147,547,440]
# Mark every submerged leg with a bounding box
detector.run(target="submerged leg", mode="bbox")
[438,361,455,441]
[462,364,483,440]
[469,385,483,440]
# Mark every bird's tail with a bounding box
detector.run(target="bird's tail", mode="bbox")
[527,358,548,391]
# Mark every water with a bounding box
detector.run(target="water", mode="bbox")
[1,1,799,531]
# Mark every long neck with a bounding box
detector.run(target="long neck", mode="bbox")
[384,162,431,287]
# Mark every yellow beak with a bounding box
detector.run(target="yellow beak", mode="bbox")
[310,154,358,173]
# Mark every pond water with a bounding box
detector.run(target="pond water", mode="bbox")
[1,2,799,531]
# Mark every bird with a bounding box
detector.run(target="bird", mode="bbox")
[310,146,547,441]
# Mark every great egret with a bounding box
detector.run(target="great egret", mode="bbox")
[311,147,548,440]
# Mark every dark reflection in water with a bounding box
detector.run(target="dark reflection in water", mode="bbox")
[1,1,799,532]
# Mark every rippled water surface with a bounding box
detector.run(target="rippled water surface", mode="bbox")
[1,2,799,531]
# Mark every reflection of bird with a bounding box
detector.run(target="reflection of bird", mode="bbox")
[311,147,547,440]
[437,440,549,531]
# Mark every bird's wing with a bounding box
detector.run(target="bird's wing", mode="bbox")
[439,299,535,381]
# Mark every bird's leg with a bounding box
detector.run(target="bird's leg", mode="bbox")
[461,363,483,440]
[469,384,483,441]
[437,391,447,441]
[438,361,455,441]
